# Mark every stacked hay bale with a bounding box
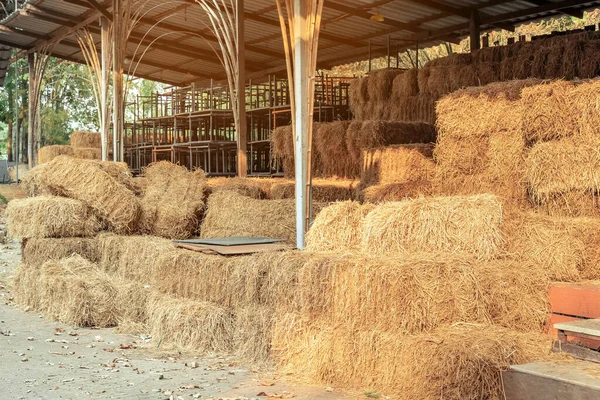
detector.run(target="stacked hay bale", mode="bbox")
[271,178,357,202]
[38,145,74,164]
[70,131,102,160]
[139,162,207,239]
[434,79,542,208]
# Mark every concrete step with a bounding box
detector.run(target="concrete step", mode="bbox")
[555,319,600,337]
[503,360,600,399]
[555,318,600,356]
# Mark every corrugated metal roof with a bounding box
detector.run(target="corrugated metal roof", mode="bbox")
[0,0,597,85]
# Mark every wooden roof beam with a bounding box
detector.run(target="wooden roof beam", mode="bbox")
[524,0,584,18]
[83,0,112,21]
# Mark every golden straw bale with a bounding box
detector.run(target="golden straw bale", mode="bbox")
[298,253,550,333]
[362,180,434,203]
[147,293,234,353]
[97,233,176,283]
[532,191,600,218]
[38,145,74,164]
[436,79,541,139]
[362,194,504,260]
[73,147,101,160]
[70,131,101,148]
[206,177,285,199]
[86,160,138,194]
[392,68,419,98]
[201,191,324,243]
[367,69,403,102]
[525,138,600,200]
[39,256,120,327]
[7,196,102,239]
[115,281,151,330]
[504,212,600,281]
[361,144,435,186]
[273,318,550,400]
[153,249,311,310]
[434,135,489,176]
[234,306,273,363]
[346,121,436,162]
[22,237,100,266]
[271,179,357,202]
[271,125,295,178]
[43,156,140,234]
[13,263,43,310]
[140,162,207,239]
[522,78,600,143]
[305,201,375,252]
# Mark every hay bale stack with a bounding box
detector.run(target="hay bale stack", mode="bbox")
[346,121,436,162]
[362,194,504,260]
[392,69,419,98]
[22,237,100,266]
[348,76,370,120]
[434,80,541,205]
[38,145,74,164]
[43,156,140,234]
[361,181,433,203]
[361,144,435,187]
[139,162,206,239]
[273,318,550,400]
[305,201,375,252]
[73,147,102,160]
[147,293,234,353]
[70,131,101,148]
[525,138,600,217]
[97,234,176,283]
[504,212,600,281]
[7,197,102,238]
[233,306,273,363]
[201,191,324,243]
[271,179,356,202]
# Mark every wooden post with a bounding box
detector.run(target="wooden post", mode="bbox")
[112,0,124,162]
[470,8,481,52]
[237,0,247,177]
[100,16,110,161]
[294,0,308,250]
[27,52,35,169]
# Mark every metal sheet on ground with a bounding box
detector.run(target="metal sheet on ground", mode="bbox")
[173,237,285,246]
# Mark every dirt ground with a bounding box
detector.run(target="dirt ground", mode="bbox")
[0,226,354,399]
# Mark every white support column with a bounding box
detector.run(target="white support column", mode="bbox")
[112,0,124,162]
[294,0,308,250]
[100,16,110,161]
[236,0,247,177]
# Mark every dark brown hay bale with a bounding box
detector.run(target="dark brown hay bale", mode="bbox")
[273,319,550,400]
[579,41,600,78]
[348,76,370,120]
[449,65,477,92]
[271,125,295,178]
[7,196,102,238]
[200,191,324,243]
[367,69,403,103]
[38,145,74,164]
[139,161,207,239]
[474,46,504,64]
[417,67,431,95]
[475,63,501,86]
[392,68,419,98]
[44,156,140,234]
[423,67,454,96]
[70,131,101,148]
[73,147,102,160]
[271,179,357,202]
[362,180,433,203]
[313,121,358,178]
[361,144,435,186]
[346,121,436,162]
[22,237,100,266]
